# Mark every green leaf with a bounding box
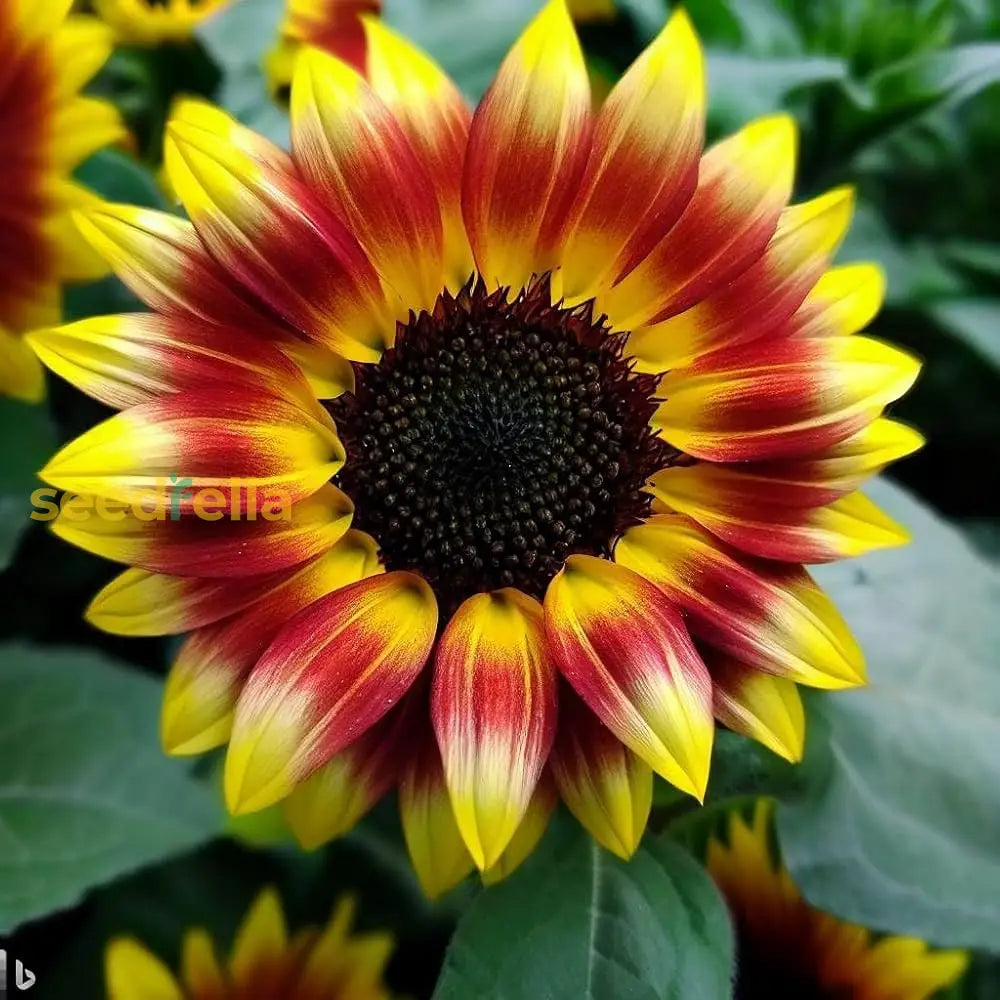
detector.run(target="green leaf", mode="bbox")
[776,477,1000,950]
[870,43,1000,117]
[74,148,165,209]
[705,51,848,132]
[0,400,56,571]
[433,814,733,1000]
[0,645,222,933]
[927,298,1000,369]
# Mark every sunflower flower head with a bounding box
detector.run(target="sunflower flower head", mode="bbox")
[0,0,124,401]
[33,0,923,893]
[105,888,392,1000]
[93,0,232,46]
[708,801,968,999]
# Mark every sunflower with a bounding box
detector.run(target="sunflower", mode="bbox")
[31,2,922,894]
[708,802,968,1000]
[93,0,232,46]
[105,888,392,1000]
[0,0,123,401]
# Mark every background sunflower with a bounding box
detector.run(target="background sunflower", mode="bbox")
[1,1,999,998]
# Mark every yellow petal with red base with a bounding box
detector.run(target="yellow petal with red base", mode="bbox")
[27,313,313,411]
[226,571,437,814]
[857,938,969,1000]
[462,0,592,289]
[560,8,704,301]
[180,929,226,998]
[284,693,414,849]
[363,18,473,288]
[481,772,557,885]
[106,938,183,1000]
[431,589,558,870]
[550,688,652,859]
[229,888,290,996]
[599,114,797,331]
[40,387,343,512]
[544,554,713,800]
[52,483,352,578]
[615,515,865,689]
[629,186,855,369]
[654,335,921,462]
[165,116,390,363]
[709,654,805,762]
[291,46,444,315]
[86,564,314,637]
[649,465,911,563]
[162,532,381,755]
[399,727,475,899]
[788,262,886,337]
[73,204,288,337]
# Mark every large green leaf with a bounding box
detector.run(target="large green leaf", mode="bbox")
[433,814,733,1000]
[776,477,1000,950]
[0,400,56,571]
[0,646,222,933]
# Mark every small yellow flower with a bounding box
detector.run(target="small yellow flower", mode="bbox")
[105,888,392,999]
[93,0,232,46]
[708,802,968,1000]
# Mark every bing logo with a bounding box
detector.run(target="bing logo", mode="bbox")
[0,950,35,992]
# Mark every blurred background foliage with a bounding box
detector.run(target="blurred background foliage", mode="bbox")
[1,0,999,997]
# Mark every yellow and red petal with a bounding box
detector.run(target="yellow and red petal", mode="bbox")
[225,571,437,814]
[544,554,713,800]
[229,888,293,996]
[179,928,226,999]
[560,9,704,301]
[481,771,558,885]
[73,203,288,337]
[283,693,415,849]
[654,335,921,462]
[628,186,854,370]
[51,483,352,578]
[165,114,391,363]
[462,0,592,289]
[708,654,806,762]
[615,515,865,689]
[291,47,444,315]
[787,262,886,338]
[27,313,313,411]
[363,18,473,288]
[649,465,911,562]
[105,937,183,1000]
[400,725,475,899]
[431,589,558,870]
[40,387,343,512]
[753,417,925,496]
[599,114,797,331]
[85,564,314,637]
[161,532,381,756]
[549,688,652,859]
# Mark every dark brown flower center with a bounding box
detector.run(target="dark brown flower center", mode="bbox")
[328,277,675,615]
